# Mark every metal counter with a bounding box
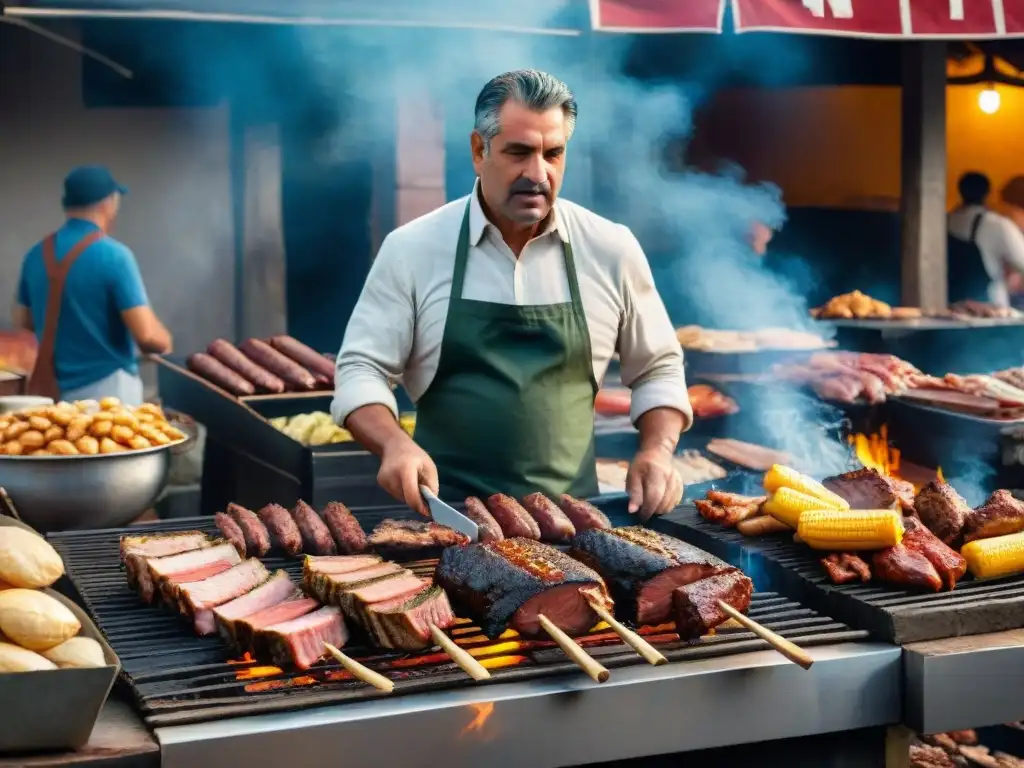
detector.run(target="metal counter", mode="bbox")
[156,642,900,768]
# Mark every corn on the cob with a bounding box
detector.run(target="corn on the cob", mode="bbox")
[763,487,842,529]
[762,465,850,510]
[961,531,1024,579]
[797,509,903,551]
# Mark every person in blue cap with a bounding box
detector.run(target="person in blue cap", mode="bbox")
[13,165,172,404]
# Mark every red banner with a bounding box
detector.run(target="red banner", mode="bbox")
[732,0,904,35]
[593,0,725,32]
[1004,0,1024,34]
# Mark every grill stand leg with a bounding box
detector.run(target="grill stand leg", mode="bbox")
[886,725,913,768]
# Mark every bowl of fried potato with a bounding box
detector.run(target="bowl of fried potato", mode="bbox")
[0,398,188,532]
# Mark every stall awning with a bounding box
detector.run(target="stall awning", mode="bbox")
[593,0,1024,38]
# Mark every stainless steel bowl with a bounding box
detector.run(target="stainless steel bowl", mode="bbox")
[0,445,172,532]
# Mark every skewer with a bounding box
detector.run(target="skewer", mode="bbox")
[586,599,667,666]
[537,614,610,683]
[323,642,395,693]
[0,488,22,521]
[716,601,814,670]
[429,624,491,681]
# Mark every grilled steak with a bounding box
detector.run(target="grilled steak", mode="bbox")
[365,585,456,651]
[234,597,318,656]
[176,559,271,634]
[227,503,271,557]
[823,468,901,510]
[158,560,235,604]
[963,490,1024,543]
[303,554,382,574]
[521,493,576,543]
[142,542,240,603]
[569,527,733,625]
[673,571,753,640]
[915,481,971,545]
[261,606,348,670]
[322,502,368,554]
[257,504,303,556]
[368,519,469,560]
[557,495,612,532]
[435,538,612,639]
[338,572,428,627]
[485,495,541,540]
[305,562,406,605]
[464,497,504,543]
[213,570,297,642]
[214,513,247,557]
[120,532,208,591]
[872,545,943,592]
[902,517,966,591]
[291,500,337,556]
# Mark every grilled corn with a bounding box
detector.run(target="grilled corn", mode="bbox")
[763,465,850,510]
[763,487,846,529]
[797,509,903,551]
[961,531,1024,579]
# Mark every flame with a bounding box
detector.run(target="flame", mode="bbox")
[849,426,942,490]
[236,665,284,679]
[460,702,495,737]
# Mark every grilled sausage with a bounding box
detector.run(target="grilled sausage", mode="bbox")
[291,500,337,556]
[257,503,303,556]
[268,336,335,386]
[187,353,256,396]
[239,338,316,391]
[207,339,286,393]
[521,493,576,543]
[227,503,271,557]
[322,501,368,554]
[463,497,504,543]
[485,494,541,540]
[214,512,247,557]
[557,495,612,532]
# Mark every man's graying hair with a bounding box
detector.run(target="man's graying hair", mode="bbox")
[474,70,577,152]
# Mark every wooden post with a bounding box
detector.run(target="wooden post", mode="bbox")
[900,42,948,311]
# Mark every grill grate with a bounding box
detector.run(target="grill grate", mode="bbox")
[657,506,1024,644]
[50,515,867,728]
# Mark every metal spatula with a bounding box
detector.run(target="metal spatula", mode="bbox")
[420,486,478,542]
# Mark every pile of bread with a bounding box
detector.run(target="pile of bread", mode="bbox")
[0,526,106,671]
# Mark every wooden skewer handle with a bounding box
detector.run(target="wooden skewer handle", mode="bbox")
[717,601,814,670]
[587,600,667,666]
[323,642,395,692]
[537,614,610,683]
[430,625,491,681]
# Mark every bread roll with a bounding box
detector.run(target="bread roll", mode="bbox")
[0,528,65,588]
[41,636,105,668]
[0,589,80,651]
[0,641,57,672]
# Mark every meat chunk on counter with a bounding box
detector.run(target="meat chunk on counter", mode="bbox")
[902,516,967,591]
[820,553,872,585]
[872,545,943,592]
[963,490,1024,543]
[260,606,348,670]
[673,570,753,640]
[914,481,971,546]
[368,519,469,560]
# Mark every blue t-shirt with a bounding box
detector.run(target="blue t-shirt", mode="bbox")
[17,218,149,392]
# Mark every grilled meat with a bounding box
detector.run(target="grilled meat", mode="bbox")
[291,500,337,556]
[963,490,1024,543]
[915,481,971,546]
[176,559,271,634]
[902,516,967,590]
[464,497,504,543]
[823,468,900,510]
[557,495,612,532]
[257,504,303,556]
[234,597,318,656]
[569,527,733,625]
[305,562,406,605]
[212,570,297,643]
[673,571,753,640]
[120,532,208,591]
[227,503,271,557]
[696,492,765,527]
[214,513,246,557]
[909,744,958,768]
[436,538,611,639]
[303,554,382,575]
[485,494,541,540]
[872,545,943,592]
[158,560,235,604]
[339,572,429,628]
[520,493,576,543]
[820,553,872,585]
[322,502,368,555]
[141,542,240,603]
[368,519,469,560]
[365,585,456,651]
[261,606,348,671]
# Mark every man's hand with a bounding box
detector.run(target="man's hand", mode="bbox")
[377,436,439,517]
[626,447,684,522]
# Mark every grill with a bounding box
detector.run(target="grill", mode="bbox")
[48,512,868,729]
[657,506,1024,644]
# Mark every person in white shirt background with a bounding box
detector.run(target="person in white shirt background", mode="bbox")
[947,171,1024,307]
[333,69,690,521]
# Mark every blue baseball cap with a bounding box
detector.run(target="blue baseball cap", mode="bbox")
[62,165,128,208]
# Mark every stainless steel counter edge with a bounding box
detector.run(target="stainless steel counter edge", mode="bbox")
[156,642,901,768]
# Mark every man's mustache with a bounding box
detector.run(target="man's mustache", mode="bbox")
[509,180,550,199]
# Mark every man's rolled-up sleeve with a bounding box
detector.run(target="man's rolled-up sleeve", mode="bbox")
[615,226,693,430]
[331,235,416,427]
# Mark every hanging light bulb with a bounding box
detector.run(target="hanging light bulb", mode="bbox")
[979,85,1001,114]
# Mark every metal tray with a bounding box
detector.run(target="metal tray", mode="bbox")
[683,348,819,376]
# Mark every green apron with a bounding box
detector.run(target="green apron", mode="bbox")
[414,200,600,501]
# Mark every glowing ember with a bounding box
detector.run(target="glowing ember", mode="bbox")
[479,655,528,670]
[467,641,523,658]
[236,665,283,680]
[460,702,495,737]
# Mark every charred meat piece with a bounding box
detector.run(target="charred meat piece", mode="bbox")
[823,468,901,510]
[569,527,733,625]
[291,500,337,556]
[464,498,504,543]
[963,490,1024,543]
[436,538,612,639]
[120,532,208,591]
[261,606,348,670]
[368,518,469,560]
[322,502,368,554]
[520,493,576,543]
[227,503,271,557]
[697,492,766,527]
[890,477,917,513]
[234,597,318,656]
[673,571,753,640]
[158,560,235,604]
[872,545,943,592]
[915,481,971,545]
[902,516,967,591]
[485,494,541,540]
[365,585,456,651]
[257,504,303,556]
[213,570,297,644]
[177,559,271,635]
[557,495,612,532]
[142,542,240,603]
[214,513,247,557]
[695,499,724,522]
[305,562,406,605]
[338,572,429,628]
[820,553,872,585]
[303,554,382,575]
[841,553,872,582]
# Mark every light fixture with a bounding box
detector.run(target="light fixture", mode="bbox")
[979,85,1001,114]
